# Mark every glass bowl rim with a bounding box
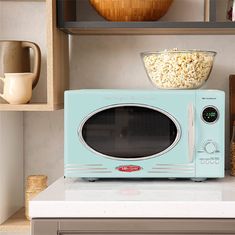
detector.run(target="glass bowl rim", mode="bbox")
[141,50,217,57]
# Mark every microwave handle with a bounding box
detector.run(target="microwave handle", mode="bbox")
[188,103,195,163]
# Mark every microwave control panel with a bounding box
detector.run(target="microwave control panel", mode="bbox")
[195,91,225,178]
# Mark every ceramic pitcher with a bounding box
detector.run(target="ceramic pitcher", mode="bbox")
[0,41,41,88]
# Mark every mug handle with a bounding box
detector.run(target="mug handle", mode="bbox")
[22,41,41,89]
[0,77,5,99]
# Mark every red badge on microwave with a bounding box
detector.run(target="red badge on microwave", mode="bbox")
[116,165,142,172]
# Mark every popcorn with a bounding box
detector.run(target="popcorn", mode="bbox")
[142,49,215,89]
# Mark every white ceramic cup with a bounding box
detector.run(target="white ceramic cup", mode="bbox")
[0,73,34,104]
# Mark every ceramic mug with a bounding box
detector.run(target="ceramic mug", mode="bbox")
[0,40,41,89]
[0,73,34,104]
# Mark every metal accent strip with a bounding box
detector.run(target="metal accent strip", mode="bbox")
[148,171,193,174]
[152,167,194,171]
[155,163,194,166]
[65,168,108,171]
[65,164,103,167]
[66,171,112,174]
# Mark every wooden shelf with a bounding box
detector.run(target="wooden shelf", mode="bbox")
[45,0,69,111]
[0,208,30,233]
[0,0,69,111]
[0,103,63,111]
[57,0,235,35]
[60,21,235,35]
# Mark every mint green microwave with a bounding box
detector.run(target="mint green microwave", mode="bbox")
[64,89,225,181]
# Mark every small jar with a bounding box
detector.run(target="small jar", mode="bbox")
[25,175,47,220]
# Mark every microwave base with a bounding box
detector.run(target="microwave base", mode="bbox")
[80,177,210,182]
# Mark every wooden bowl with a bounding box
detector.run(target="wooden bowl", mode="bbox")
[89,0,173,21]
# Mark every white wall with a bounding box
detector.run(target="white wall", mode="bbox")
[0,1,234,185]
[24,110,64,185]
[0,112,23,223]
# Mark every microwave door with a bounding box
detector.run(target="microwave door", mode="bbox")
[80,105,180,160]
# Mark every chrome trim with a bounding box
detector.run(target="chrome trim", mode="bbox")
[148,171,193,174]
[65,164,103,167]
[152,167,194,171]
[65,168,108,171]
[66,171,112,174]
[155,163,194,166]
[201,105,220,125]
[78,103,182,161]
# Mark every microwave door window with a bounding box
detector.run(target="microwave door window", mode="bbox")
[81,106,178,159]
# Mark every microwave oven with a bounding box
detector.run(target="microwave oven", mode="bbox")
[64,89,225,181]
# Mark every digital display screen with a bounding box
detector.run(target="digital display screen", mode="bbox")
[202,107,218,123]
[206,112,216,117]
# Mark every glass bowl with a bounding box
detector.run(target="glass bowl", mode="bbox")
[141,50,217,89]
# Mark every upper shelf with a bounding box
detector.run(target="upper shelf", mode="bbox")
[60,21,235,35]
[0,0,69,111]
[57,0,235,35]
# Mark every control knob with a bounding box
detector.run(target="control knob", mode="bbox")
[204,141,217,154]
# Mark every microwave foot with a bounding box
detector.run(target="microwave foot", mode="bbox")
[82,178,98,182]
[190,177,207,182]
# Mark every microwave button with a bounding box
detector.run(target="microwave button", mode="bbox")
[202,106,219,124]
[204,141,217,154]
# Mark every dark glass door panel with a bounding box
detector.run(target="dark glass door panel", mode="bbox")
[80,106,179,159]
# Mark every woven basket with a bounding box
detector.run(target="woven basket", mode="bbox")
[25,175,48,220]
[89,0,173,21]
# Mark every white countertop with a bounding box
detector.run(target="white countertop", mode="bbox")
[29,176,235,218]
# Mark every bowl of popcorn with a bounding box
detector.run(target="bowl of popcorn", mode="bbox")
[141,49,217,89]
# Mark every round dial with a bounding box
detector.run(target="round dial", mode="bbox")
[204,141,217,154]
[202,106,219,123]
